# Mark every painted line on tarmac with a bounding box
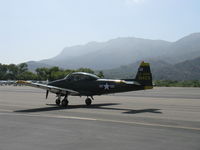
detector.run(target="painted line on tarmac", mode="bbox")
[0,111,97,121]
[0,103,53,109]
[0,103,36,108]
[44,114,200,131]
[0,109,199,131]
[0,109,12,112]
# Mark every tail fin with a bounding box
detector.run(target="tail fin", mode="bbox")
[135,61,153,89]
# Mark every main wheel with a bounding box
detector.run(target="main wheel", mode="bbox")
[61,99,68,107]
[85,98,92,106]
[55,98,61,106]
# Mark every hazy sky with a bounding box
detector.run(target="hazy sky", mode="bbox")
[0,0,199,64]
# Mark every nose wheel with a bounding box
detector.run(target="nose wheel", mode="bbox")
[85,98,92,106]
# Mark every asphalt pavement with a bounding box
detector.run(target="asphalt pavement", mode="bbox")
[0,86,199,150]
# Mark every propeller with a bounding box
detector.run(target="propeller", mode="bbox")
[46,90,49,99]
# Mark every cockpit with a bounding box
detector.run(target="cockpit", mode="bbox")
[64,72,99,81]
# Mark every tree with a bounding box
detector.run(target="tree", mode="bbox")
[77,68,94,74]
[48,67,60,81]
[18,63,28,73]
[0,64,8,80]
[35,67,49,80]
[97,71,104,78]
[0,63,104,81]
[6,64,19,80]
[19,71,37,80]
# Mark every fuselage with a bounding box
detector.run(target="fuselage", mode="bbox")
[48,77,143,96]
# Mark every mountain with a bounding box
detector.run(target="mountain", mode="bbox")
[25,33,200,79]
[103,57,200,80]
[39,38,171,69]
[26,61,52,72]
[163,33,200,63]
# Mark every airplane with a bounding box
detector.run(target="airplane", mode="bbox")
[17,61,153,107]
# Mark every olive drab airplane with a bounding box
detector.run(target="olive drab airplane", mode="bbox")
[17,62,153,107]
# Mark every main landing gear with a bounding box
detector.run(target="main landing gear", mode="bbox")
[85,98,92,106]
[85,96,93,106]
[55,95,93,107]
[55,98,60,105]
[55,95,68,107]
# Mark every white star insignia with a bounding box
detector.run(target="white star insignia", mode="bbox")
[104,83,110,90]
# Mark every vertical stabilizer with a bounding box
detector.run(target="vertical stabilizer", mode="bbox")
[135,61,153,89]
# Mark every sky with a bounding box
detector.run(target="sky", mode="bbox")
[0,0,200,64]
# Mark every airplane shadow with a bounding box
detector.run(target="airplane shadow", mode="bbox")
[14,103,162,114]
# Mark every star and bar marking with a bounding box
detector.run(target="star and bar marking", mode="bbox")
[99,83,115,90]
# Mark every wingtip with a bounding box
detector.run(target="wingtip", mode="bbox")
[16,80,31,84]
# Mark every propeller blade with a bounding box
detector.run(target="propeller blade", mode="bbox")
[46,90,49,99]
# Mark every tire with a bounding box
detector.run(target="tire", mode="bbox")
[85,98,92,106]
[61,99,68,107]
[55,99,61,105]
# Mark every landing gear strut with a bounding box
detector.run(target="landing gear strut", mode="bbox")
[85,97,92,106]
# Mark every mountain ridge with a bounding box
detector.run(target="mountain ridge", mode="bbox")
[103,56,200,80]
[26,32,200,80]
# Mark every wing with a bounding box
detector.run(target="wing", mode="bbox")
[16,81,80,96]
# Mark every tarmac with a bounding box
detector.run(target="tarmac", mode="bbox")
[0,86,199,150]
